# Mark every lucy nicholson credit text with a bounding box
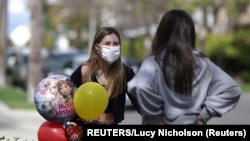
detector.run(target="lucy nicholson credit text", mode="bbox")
[83,125,248,139]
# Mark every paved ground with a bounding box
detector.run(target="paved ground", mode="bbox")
[0,94,250,141]
[0,103,45,141]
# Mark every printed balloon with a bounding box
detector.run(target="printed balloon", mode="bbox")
[34,75,76,122]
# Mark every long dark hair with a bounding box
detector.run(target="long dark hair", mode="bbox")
[151,9,197,95]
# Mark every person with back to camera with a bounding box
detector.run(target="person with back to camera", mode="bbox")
[127,9,241,125]
[70,26,140,125]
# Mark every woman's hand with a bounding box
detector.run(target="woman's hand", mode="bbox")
[197,116,205,125]
[86,113,114,125]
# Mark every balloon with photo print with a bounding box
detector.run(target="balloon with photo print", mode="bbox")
[34,75,76,122]
[74,82,109,120]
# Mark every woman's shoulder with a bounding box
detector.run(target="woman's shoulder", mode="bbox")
[70,64,89,87]
[139,56,159,71]
[81,64,88,73]
[131,56,159,80]
[72,64,88,74]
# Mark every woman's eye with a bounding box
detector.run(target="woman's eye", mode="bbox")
[103,42,119,46]
[105,43,111,45]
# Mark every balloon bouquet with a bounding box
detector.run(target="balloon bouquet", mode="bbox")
[34,75,108,141]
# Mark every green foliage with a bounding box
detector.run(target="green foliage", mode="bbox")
[205,33,239,75]
[205,33,238,58]
[133,36,147,60]
[225,0,250,17]
[121,39,130,56]
[167,0,213,13]
[232,28,250,64]
[239,71,250,83]
[205,27,250,82]
[121,37,146,60]
[0,86,35,109]
[239,82,250,92]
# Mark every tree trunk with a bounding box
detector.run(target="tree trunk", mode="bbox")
[27,0,43,103]
[0,0,7,86]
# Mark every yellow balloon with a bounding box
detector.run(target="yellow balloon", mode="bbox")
[73,82,108,120]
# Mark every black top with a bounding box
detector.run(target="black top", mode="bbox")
[90,73,113,113]
[70,64,140,124]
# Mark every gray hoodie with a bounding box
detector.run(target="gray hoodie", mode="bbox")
[127,50,241,125]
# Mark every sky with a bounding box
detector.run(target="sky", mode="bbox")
[7,0,30,46]
[7,0,65,48]
[7,0,30,34]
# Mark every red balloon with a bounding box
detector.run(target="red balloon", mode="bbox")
[37,121,69,141]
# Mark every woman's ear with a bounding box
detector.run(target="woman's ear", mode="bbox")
[95,44,100,51]
[95,44,101,55]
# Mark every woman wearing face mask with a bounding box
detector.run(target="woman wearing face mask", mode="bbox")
[69,26,140,126]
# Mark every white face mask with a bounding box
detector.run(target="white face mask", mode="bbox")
[98,45,120,64]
